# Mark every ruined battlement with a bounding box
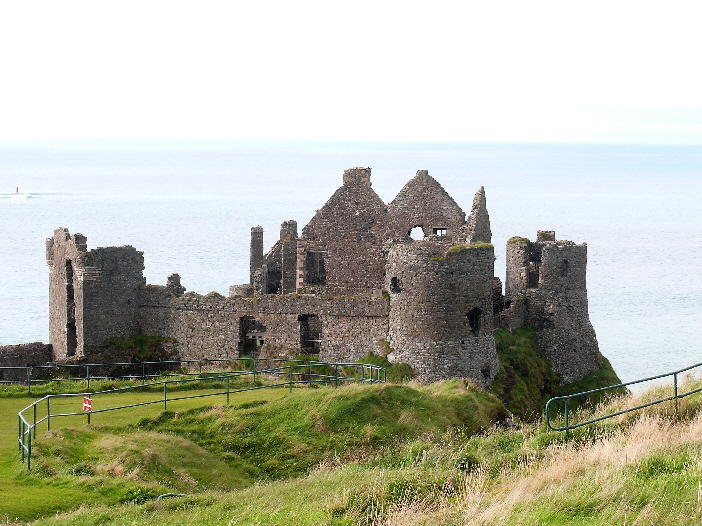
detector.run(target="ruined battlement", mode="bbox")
[501,232,601,383]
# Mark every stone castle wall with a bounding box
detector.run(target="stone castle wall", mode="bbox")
[298,168,393,296]
[139,286,389,363]
[46,228,144,361]
[388,170,466,241]
[30,169,608,389]
[501,232,602,384]
[0,343,53,382]
[386,242,498,385]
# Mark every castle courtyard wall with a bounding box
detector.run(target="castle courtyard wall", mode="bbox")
[138,287,389,363]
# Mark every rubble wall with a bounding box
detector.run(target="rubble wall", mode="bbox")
[139,287,389,363]
[0,343,53,382]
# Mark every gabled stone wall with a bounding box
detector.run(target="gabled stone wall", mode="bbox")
[388,170,466,241]
[297,168,393,296]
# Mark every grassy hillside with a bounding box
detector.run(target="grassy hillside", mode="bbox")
[0,329,639,525]
[5,380,504,523]
[15,376,702,526]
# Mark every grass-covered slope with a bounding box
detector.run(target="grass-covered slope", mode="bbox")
[491,328,623,420]
[23,381,505,515]
[26,376,702,526]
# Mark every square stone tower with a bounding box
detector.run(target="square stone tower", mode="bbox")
[46,228,144,361]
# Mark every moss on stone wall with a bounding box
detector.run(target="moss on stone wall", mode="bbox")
[507,236,529,245]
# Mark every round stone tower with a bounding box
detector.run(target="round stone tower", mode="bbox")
[386,241,498,386]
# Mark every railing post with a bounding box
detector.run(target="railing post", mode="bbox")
[27,429,32,471]
[33,404,37,439]
[289,365,293,393]
[86,365,91,391]
[142,363,146,385]
[361,365,365,384]
[18,416,22,455]
[335,364,339,388]
[564,398,570,439]
[226,376,230,405]
[27,366,31,395]
[674,372,679,417]
[164,381,167,411]
[47,397,51,431]
[199,360,203,378]
[309,361,312,387]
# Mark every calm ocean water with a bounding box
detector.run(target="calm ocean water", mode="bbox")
[1,141,701,386]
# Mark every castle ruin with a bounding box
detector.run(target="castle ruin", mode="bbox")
[30,167,606,386]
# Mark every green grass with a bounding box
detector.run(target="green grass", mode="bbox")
[0,336,656,526]
[491,328,623,419]
[25,382,702,525]
[0,388,290,523]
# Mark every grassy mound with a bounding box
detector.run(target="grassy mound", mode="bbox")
[27,376,702,526]
[24,380,506,518]
[491,328,623,420]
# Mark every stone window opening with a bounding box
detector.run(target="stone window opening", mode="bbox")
[467,307,482,335]
[408,226,424,240]
[298,314,322,355]
[239,316,265,357]
[433,227,447,237]
[390,277,402,294]
[304,251,326,285]
[65,259,77,357]
[481,365,491,381]
[560,259,570,277]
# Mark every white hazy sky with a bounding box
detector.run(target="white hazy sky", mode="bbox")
[1,1,700,143]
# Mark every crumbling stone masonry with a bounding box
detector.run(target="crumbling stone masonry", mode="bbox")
[46,228,144,361]
[0,343,53,382]
[25,167,608,387]
[500,231,602,383]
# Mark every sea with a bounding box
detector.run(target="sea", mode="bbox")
[1,141,701,387]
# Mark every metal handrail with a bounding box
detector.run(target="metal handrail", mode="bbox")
[1,356,352,394]
[545,360,702,433]
[17,360,386,470]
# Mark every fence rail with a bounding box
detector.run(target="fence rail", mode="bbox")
[1,357,333,394]
[545,361,702,434]
[17,360,385,470]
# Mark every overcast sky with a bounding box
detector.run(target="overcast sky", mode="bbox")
[1,1,700,143]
